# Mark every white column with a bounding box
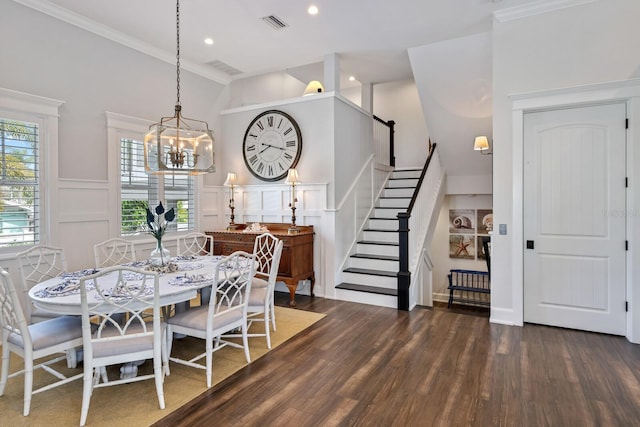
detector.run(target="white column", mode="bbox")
[323,53,340,93]
[361,82,373,113]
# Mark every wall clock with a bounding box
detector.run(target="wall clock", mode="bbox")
[242,110,302,181]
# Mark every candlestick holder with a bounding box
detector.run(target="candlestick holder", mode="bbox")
[285,169,300,234]
[223,172,238,230]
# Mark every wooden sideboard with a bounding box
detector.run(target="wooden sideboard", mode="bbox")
[206,223,314,306]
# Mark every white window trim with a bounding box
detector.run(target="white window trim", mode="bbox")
[105,111,202,238]
[0,88,63,253]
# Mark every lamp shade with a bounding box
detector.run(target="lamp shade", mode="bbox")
[303,80,325,96]
[284,168,299,184]
[223,172,238,187]
[474,136,490,151]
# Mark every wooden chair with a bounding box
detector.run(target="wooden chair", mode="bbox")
[166,251,256,387]
[78,266,167,426]
[0,267,83,416]
[93,237,137,268]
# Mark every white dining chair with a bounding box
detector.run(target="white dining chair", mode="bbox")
[252,233,283,332]
[78,266,167,426]
[177,232,214,308]
[93,237,137,268]
[0,267,83,416]
[16,245,67,323]
[224,234,283,348]
[166,251,256,387]
[177,232,213,257]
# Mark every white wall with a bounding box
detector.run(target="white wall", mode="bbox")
[228,72,306,109]
[0,0,225,182]
[219,95,335,193]
[0,1,225,270]
[492,0,640,330]
[220,93,384,299]
[408,32,493,184]
[0,0,455,305]
[373,80,430,169]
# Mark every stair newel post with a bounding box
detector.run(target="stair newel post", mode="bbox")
[388,120,396,168]
[397,211,410,311]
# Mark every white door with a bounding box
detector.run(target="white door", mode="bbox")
[523,103,627,335]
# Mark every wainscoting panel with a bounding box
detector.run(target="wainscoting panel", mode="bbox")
[223,183,328,298]
[59,220,109,270]
[201,185,224,231]
[58,181,110,224]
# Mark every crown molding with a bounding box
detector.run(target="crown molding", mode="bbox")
[11,0,231,85]
[0,87,65,116]
[493,0,597,22]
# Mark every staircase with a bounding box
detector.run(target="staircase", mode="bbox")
[336,168,422,308]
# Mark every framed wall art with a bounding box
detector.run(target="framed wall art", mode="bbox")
[477,209,493,235]
[449,234,475,260]
[449,209,475,234]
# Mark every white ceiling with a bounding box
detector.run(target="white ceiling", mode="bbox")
[16,0,537,85]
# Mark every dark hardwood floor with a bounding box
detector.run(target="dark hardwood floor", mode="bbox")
[153,293,640,426]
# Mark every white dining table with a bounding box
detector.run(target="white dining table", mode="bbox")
[28,255,226,316]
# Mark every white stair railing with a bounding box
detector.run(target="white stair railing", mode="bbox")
[397,144,444,310]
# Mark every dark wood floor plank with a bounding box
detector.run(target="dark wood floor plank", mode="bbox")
[152,293,640,427]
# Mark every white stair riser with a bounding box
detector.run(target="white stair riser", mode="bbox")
[368,218,398,230]
[392,170,422,179]
[384,188,414,198]
[335,289,397,309]
[334,167,422,309]
[342,272,396,287]
[363,230,398,243]
[374,208,402,218]
[387,179,419,188]
[377,198,410,208]
[356,243,398,257]
[349,257,398,271]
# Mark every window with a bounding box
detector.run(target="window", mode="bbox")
[120,137,194,236]
[0,118,39,246]
[0,88,61,250]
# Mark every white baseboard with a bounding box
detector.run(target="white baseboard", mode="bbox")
[489,307,522,326]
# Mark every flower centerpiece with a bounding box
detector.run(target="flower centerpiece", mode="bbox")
[146,201,175,266]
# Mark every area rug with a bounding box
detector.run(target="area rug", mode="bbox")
[0,306,325,426]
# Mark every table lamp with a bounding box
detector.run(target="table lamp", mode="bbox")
[285,168,299,234]
[223,172,238,230]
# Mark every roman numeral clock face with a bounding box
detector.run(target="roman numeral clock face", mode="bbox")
[242,110,302,181]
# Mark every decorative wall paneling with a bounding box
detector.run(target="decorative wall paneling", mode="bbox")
[217,183,328,298]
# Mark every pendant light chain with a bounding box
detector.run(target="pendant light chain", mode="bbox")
[143,0,215,175]
[175,0,181,107]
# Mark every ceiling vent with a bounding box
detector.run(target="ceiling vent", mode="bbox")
[206,60,243,76]
[261,15,288,30]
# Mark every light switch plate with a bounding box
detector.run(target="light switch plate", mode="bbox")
[499,224,507,235]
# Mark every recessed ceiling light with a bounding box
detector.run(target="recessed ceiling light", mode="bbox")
[308,5,319,15]
[204,38,214,45]
[349,76,356,81]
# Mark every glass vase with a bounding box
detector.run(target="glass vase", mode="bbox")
[150,238,171,266]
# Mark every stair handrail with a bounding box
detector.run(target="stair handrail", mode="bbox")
[373,115,395,168]
[397,142,439,310]
[405,140,436,214]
